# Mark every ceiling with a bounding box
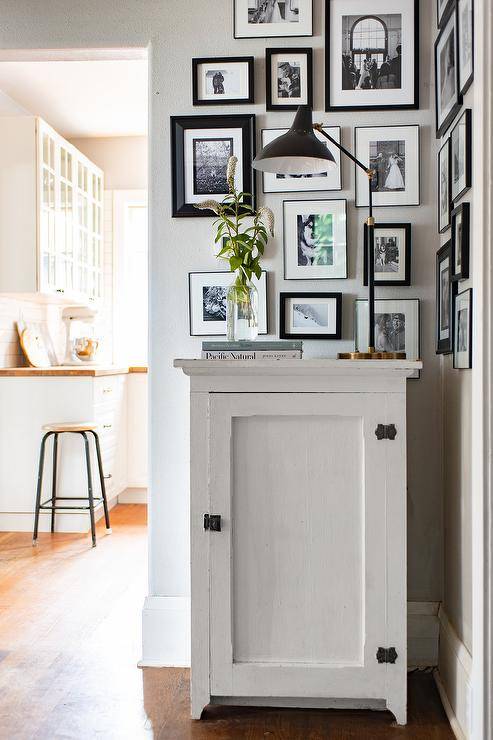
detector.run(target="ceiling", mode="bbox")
[0,59,148,138]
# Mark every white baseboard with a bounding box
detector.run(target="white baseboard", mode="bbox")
[435,606,472,739]
[141,596,190,667]
[0,496,118,533]
[408,601,440,667]
[118,487,147,504]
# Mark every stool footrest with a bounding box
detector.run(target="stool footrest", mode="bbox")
[40,497,104,511]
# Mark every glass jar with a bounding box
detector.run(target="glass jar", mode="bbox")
[226,278,258,342]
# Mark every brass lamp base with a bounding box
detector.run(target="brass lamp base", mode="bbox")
[338,349,407,360]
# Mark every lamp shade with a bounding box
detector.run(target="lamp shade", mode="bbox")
[252,105,337,175]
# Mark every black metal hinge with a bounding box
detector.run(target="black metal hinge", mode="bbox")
[203,514,221,532]
[375,423,397,441]
[376,647,398,664]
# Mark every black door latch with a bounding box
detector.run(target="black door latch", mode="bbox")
[203,514,221,531]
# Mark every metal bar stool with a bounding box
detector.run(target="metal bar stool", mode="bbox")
[32,422,111,548]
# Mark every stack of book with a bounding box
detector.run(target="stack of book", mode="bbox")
[201,340,303,360]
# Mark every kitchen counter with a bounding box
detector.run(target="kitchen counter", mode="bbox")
[0,366,148,377]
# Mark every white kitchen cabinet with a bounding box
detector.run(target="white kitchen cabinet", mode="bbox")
[176,359,422,725]
[0,116,103,302]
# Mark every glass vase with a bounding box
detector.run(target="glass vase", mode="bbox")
[226,278,258,342]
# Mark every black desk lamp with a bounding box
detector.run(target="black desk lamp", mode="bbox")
[252,105,405,360]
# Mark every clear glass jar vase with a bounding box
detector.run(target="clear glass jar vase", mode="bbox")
[226,278,258,342]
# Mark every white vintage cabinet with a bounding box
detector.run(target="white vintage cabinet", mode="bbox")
[175,359,422,725]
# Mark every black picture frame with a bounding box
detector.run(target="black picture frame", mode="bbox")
[436,240,456,354]
[355,298,421,374]
[451,202,470,281]
[171,114,256,218]
[437,0,455,27]
[233,0,314,39]
[192,57,254,106]
[458,0,474,95]
[453,287,472,368]
[438,138,452,233]
[435,3,462,138]
[324,0,419,112]
[266,47,313,111]
[363,223,411,287]
[451,108,472,203]
[279,292,342,340]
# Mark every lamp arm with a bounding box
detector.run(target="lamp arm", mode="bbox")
[313,123,371,175]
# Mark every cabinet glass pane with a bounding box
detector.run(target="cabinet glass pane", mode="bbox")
[43,134,50,166]
[67,152,73,181]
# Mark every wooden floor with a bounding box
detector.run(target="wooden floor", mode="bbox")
[0,504,453,739]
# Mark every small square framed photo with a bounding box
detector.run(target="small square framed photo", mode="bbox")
[355,299,420,369]
[355,125,420,208]
[451,108,472,203]
[435,4,461,138]
[438,138,451,233]
[451,202,470,281]
[280,292,342,339]
[458,0,474,95]
[261,126,342,193]
[188,271,268,336]
[363,223,411,287]
[437,0,455,27]
[192,57,254,105]
[454,287,472,368]
[436,240,455,354]
[234,0,313,39]
[283,199,347,280]
[266,48,312,111]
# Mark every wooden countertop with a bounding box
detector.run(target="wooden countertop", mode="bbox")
[0,366,148,377]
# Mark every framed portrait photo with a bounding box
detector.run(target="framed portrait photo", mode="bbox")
[192,57,254,105]
[451,108,472,203]
[283,199,347,280]
[188,271,268,336]
[261,126,342,193]
[325,0,419,112]
[451,202,470,281]
[438,138,451,233]
[234,0,313,39]
[355,124,420,208]
[436,241,455,354]
[280,292,342,340]
[454,287,472,369]
[458,0,474,95]
[355,299,420,371]
[363,223,411,287]
[171,114,255,217]
[266,48,312,111]
[435,5,461,138]
[437,0,454,27]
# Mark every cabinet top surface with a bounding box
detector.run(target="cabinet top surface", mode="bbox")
[174,359,422,378]
[0,366,148,378]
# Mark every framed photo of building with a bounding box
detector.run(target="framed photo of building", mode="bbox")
[355,299,420,370]
[261,127,342,193]
[451,108,472,203]
[354,124,420,207]
[325,0,419,111]
[436,241,455,354]
[283,199,348,280]
[435,4,461,138]
[266,48,312,111]
[453,287,472,368]
[234,0,313,39]
[458,0,474,95]
[451,202,470,281]
[280,292,342,339]
[171,114,255,217]
[363,223,411,287]
[192,57,254,105]
[438,138,451,233]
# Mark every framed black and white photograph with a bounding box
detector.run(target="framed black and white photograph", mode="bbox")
[189,271,268,336]
[325,0,419,112]
[454,287,472,368]
[451,202,470,281]
[435,5,461,138]
[438,138,451,233]
[451,108,472,203]
[171,114,255,217]
[192,57,254,105]
[266,48,312,111]
[436,241,454,354]
[234,0,313,39]
[280,292,342,339]
[458,0,474,95]
[355,299,420,366]
[261,127,342,193]
[283,199,347,280]
[355,124,420,207]
[363,223,411,287]
[437,0,454,27]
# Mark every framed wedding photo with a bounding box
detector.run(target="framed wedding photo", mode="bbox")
[438,138,451,233]
[266,48,312,111]
[458,0,474,95]
[437,0,454,27]
[354,124,420,208]
[189,271,268,336]
[451,108,472,203]
[453,287,472,369]
[283,199,347,280]
[234,0,313,39]
[451,202,470,281]
[325,0,419,112]
[171,114,255,217]
[435,4,461,138]
[363,223,411,287]
[192,57,254,105]
[280,292,342,340]
[436,241,454,354]
[261,126,342,193]
[355,298,420,368]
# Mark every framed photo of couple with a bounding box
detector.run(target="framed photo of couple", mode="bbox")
[363,223,411,287]
[234,0,313,39]
[266,48,313,111]
[192,57,254,106]
[355,298,420,375]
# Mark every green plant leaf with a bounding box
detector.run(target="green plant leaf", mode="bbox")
[229,256,242,271]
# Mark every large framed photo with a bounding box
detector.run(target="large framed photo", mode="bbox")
[280,292,342,339]
[458,0,474,95]
[435,5,461,138]
[438,138,451,233]
[283,199,347,280]
[454,287,472,368]
[261,127,342,193]
[451,202,470,281]
[171,114,255,217]
[451,108,471,203]
[192,57,254,105]
[436,241,455,354]
[266,48,312,111]
[189,271,268,336]
[355,299,420,371]
[437,0,454,27]
[325,0,419,112]
[363,223,411,287]
[355,125,420,207]
[234,0,313,39]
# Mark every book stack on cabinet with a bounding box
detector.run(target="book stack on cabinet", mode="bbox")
[201,341,302,360]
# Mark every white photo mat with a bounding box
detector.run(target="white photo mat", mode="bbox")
[436,11,459,132]
[284,295,339,335]
[439,255,451,342]
[370,226,408,284]
[355,299,420,373]
[458,0,473,92]
[270,51,309,105]
[197,62,250,101]
[438,140,450,232]
[234,0,313,38]
[454,288,472,368]
[184,127,244,204]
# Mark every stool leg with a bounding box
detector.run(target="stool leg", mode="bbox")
[50,433,59,534]
[33,433,51,545]
[91,431,111,532]
[81,432,96,548]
